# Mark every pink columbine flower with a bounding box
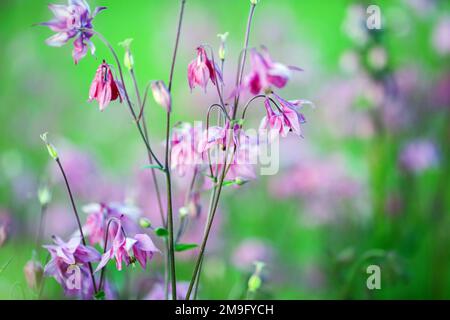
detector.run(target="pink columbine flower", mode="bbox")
[40,0,106,64]
[171,123,202,176]
[95,220,136,272]
[132,234,159,269]
[89,60,122,111]
[188,46,222,92]
[244,47,302,94]
[259,94,307,141]
[43,236,100,291]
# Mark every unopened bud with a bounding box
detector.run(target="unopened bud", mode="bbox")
[139,217,152,229]
[38,186,52,206]
[250,0,260,5]
[119,38,134,70]
[23,259,44,290]
[179,206,189,217]
[217,32,229,60]
[151,80,172,113]
[234,177,247,186]
[247,274,262,292]
[40,132,58,160]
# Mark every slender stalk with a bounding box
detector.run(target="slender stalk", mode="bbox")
[55,158,97,294]
[164,0,187,300]
[129,70,165,225]
[232,3,256,119]
[35,204,47,255]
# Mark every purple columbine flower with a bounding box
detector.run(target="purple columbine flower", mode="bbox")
[43,235,100,293]
[40,0,107,64]
[244,47,302,95]
[188,46,222,92]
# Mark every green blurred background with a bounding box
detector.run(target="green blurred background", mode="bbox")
[0,0,449,299]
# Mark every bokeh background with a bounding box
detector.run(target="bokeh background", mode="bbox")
[0,0,449,299]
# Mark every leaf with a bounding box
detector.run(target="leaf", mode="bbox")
[142,164,165,172]
[94,291,105,300]
[175,243,198,252]
[155,227,169,237]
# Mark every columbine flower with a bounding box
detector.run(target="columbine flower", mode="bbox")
[40,0,106,64]
[259,94,306,141]
[171,122,202,176]
[95,220,136,272]
[132,234,159,269]
[88,60,122,111]
[43,235,100,292]
[188,46,222,92]
[151,81,172,112]
[244,47,301,94]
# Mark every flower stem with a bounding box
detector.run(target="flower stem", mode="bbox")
[55,158,98,294]
[129,68,169,298]
[164,0,187,300]
[232,3,256,119]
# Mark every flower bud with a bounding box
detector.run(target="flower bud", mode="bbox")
[139,217,152,229]
[179,206,189,217]
[151,80,172,113]
[250,0,260,4]
[247,274,262,292]
[24,259,44,290]
[38,185,52,207]
[40,132,58,160]
[217,32,229,61]
[119,38,134,70]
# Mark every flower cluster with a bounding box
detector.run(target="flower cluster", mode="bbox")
[37,0,311,300]
[42,203,159,299]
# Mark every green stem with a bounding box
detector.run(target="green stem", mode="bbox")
[164,0,187,300]
[56,158,97,294]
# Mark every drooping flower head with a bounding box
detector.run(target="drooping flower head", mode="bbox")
[95,220,136,272]
[259,94,307,141]
[132,234,160,269]
[244,47,302,95]
[95,220,159,272]
[188,46,222,92]
[40,0,106,64]
[88,60,122,111]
